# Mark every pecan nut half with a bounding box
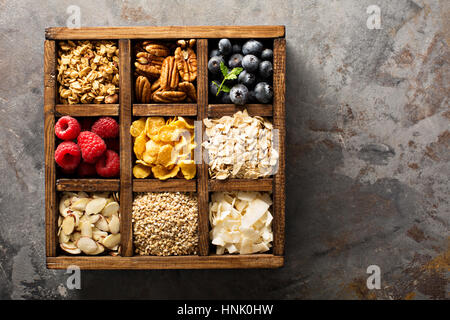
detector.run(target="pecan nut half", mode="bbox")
[174,47,197,82]
[143,41,170,57]
[153,90,186,103]
[178,81,197,102]
[134,52,164,79]
[160,56,179,91]
[135,76,152,103]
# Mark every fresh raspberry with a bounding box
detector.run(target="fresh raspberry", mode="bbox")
[95,150,120,178]
[55,116,81,141]
[104,138,120,152]
[77,131,107,163]
[77,161,97,177]
[91,117,119,138]
[55,141,81,171]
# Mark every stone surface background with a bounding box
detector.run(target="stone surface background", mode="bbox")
[0,0,448,300]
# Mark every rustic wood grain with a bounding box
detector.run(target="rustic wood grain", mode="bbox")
[47,254,283,269]
[56,179,120,191]
[133,179,196,192]
[208,104,273,117]
[119,39,134,257]
[46,26,285,40]
[272,38,286,256]
[133,104,197,116]
[44,40,57,257]
[197,39,210,256]
[208,179,273,192]
[55,104,119,116]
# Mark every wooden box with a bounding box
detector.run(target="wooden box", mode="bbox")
[44,26,285,269]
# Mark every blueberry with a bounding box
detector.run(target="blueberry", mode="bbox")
[242,39,263,56]
[238,70,256,87]
[209,81,221,97]
[230,84,249,105]
[228,53,243,68]
[221,92,232,104]
[232,43,242,53]
[210,49,220,58]
[208,56,224,75]
[242,54,260,72]
[258,61,273,79]
[254,82,273,103]
[248,90,257,103]
[218,39,232,55]
[261,49,273,61]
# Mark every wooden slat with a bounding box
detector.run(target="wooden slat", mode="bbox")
[208,104,273,117]
[272,39,286,256]
[133,104,197,116]
[56,179,119,191]
[133,179,196,192]
[209,179,273,192]
[45,26,285,40]
[44,40,57,257]
[46,254,283,270]
[119,39,134,257]
[197,39,210,256]
[55,104,119,116]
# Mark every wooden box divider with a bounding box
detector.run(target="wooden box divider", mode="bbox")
[55,104,119,117]
[207,104,273,117]
[133,104,197,117]
[45,26,285,269]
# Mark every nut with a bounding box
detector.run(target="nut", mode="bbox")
[160,56,179,91]
[135,76,152,103]
[174,47,197,82]
[178,81,197,102]
[58,192,121,255]
[143,41,170,57]
[153,90,186,103]
[134,52,164,78]
[105,93,119,104]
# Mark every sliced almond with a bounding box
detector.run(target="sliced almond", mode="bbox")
[57,216,63,227]
[71,231,82,243]
[108,214,120,234]
[68,212,80,227]
[102,201,119,217]
[89,214,101,224]
[62,207,73,218]
[61,215,75,235]
[59,230,70,243]
[77,191,89,198]
[85,198,107,215]
[93,192,109,199]
[80,220,93,238]
[102,233,121,249]
[76,237,98,254]
[60,242,81,254]
[95,215,110,232]
[87,243,105,255]
[92,228,108,242]
[59,195,70,215]
[71,198,90,211]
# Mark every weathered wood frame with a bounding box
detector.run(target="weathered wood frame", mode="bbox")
[44,26,285,269]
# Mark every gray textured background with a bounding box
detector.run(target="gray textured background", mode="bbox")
[0,0,448,300]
